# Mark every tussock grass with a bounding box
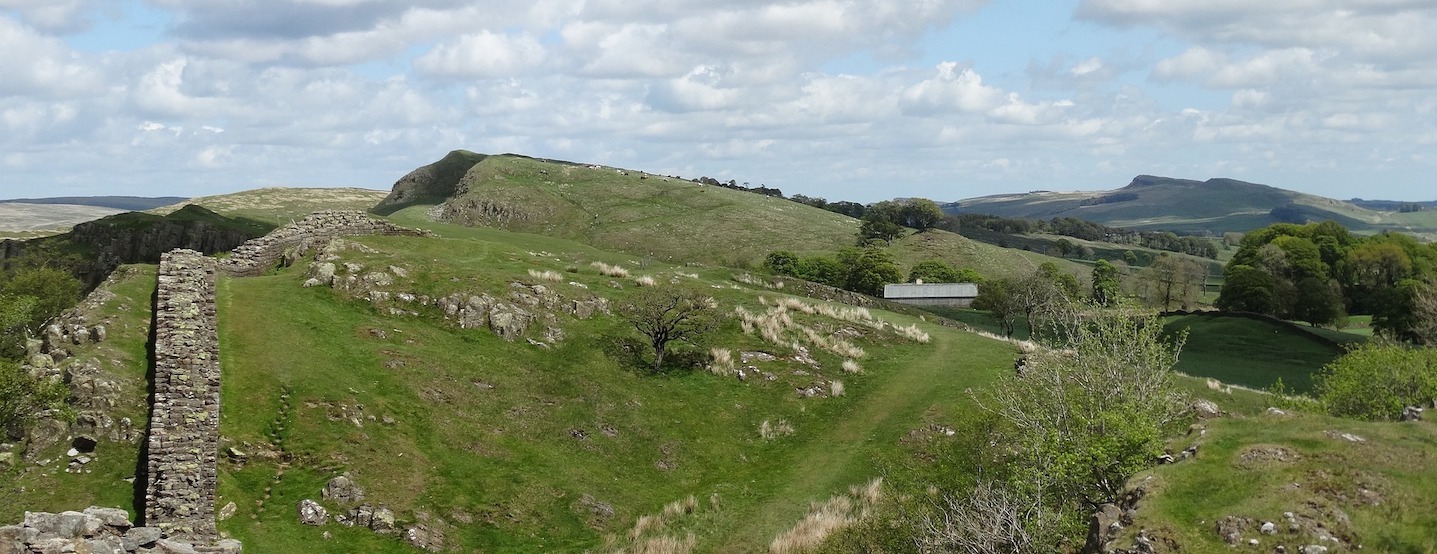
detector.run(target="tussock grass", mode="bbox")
[708,348,735,376]
[895,323,931,343]
[635,275,657,287]
[768,478,883,554]
[527,269,563,282]
[759,419,796,441]
[592,261,631,278]
[829,380,845,397]
[841,359,862,374]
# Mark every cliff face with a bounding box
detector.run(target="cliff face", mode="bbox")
[1,205,270,287]
[370,150,488,215]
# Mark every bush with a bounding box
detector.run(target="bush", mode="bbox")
[1315,342,1437,420]
[0,359,71,431]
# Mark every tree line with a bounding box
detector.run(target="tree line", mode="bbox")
[1215,220,1437,340]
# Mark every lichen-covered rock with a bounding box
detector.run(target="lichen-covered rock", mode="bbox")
[322,475,365,504]
[298,500,329,526]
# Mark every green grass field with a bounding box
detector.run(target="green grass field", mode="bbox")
[1163,313,1353,393]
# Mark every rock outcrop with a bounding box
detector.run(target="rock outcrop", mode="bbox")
[219,211,431,277]
[0,507,241,554]
[371,150,488,216]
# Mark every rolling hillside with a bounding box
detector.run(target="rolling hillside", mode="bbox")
[947,175,1437,238]
[376,152,1089,282]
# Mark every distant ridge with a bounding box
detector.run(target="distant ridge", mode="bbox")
[1,196,188,211]
[946,175,1437,238]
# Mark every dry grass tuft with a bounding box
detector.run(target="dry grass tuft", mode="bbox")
[768,478,884,553]
[631,533,697,554]
[829,380,845,397]
[708,348,735,376]
[528,269,564,282]
[663,495,697,518]
[895,323,931,343]
[842,359,862,374]
[635,275,657,287]
[592,261,631,278]
[759,419,796,441]
[630,514,663,540]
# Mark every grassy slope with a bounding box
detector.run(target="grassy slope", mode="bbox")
[151,188,390,227]
[208,222,1019,552]
[1163,313,1353,393]
[1126,411,1437,553]
[0,265,157,520]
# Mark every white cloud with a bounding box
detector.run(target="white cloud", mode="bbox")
[0,17,103,96]
[415,31,547,78]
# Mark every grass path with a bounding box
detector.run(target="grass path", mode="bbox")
[713,324,1014,552]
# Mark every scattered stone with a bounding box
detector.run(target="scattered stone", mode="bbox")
[217,502,237,522]
[1193,399,1221,419]
[1260,521,1276,534]
[1324,431,1366,442]
[1301,546,1328,554]
[1401,405,1423,421]
[1267,407,1288,416]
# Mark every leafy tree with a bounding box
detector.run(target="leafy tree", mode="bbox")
[979,311,1189,532]
[972,278,1020,337]
[1216,265,1275,313]
[762,251,799,276]
[1292,276,1344,328]
[795,256,844,288]
[908,259,962,283]
[0,295,38,361]
[615,285,719,372]
[857,216,905,245]
[899,198,944,232]
[1091,259,1121,306]
[837,247,902,296]
[0,265,83,335]
[1139,255,1206,310]
[1316,342,1437,421]
[0,358,71,431]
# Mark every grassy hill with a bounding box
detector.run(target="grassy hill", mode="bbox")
[1162,313,1360,394]
[380,153,1087,283]
[948,175,1437,239]
[152,187,390,226]
[2,215,1024,552]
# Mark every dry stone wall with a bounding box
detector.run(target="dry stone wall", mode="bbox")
[143,249,222,542]
[219,211,432,277]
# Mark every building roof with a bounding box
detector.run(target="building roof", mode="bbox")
[883,282,979,299]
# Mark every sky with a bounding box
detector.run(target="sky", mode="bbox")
[2,0,1435,204]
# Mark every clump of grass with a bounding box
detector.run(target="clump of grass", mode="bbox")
[842,359,862,374]
[708,348,735,376]
[663,495,697,518]
[829,380,845,397]
[528,269,563,282]
[676,272,700,279]
[630,533,696,554]
[760,419,796,441]
[768,478,883,554]
[592,261,631,278]
[630,514,663,540]
[733,273,783,289]
[895,323,930,343]
[635,275,657,287]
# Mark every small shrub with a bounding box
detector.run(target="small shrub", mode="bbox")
[1315,342,1437,420]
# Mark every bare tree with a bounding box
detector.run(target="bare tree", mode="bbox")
[915,481,1061,554]
[615,285,719,372]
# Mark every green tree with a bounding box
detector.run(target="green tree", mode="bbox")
[899,198,945,232]
[0,265,83,335]
[0,358,71,430]
[615,285,719,372]
[972,278,1020,337]
[795,256,844,288]
[979,311,1189,530]
[1292,276,1345,328]
[837,247,902,296]
[1139,255,1206,310]
[0,295,38,360]
[1216,265,1275,313]
[1315,342,1437,421]
[762,251,799,276]
[857,216,905,245]
[1091,259,1121,306]
[908,259,962,283]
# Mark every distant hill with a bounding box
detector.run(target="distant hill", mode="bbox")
[375,152,1088,280]
[947,175,1437,239]
[151,187,390,226]
[0,203,125,236]
[1,196,188,211]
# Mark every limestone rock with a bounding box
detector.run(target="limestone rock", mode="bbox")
[81,507,129,529]
[122,527,162,550]
[216,502,237,522]
[298,499,328,526]
[322,475,365,504]
[1193,399,1221,419]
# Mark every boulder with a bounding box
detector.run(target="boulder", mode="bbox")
[1193,399,1221,419]
[80,507,129,529]
[322,475,364,504]
[121,527,162,550]
[298,499,329,526]
[370,507,396,532]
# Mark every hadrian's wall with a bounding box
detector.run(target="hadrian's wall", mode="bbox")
[219,211,432,277]
[143,249,222,542]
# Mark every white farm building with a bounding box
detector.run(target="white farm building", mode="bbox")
[882,283,980,308]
